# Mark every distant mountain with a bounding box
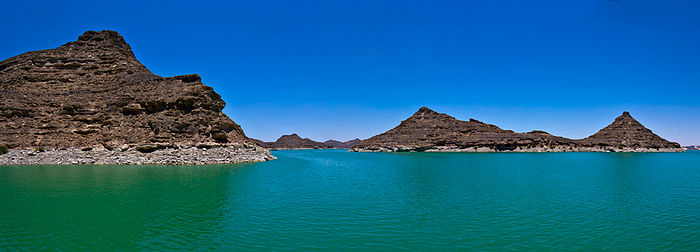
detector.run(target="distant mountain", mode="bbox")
[323,138,361,149]
[251,136,361,150]
[684,145,700,150]
[351,107,682,152]
[252,134,331,150]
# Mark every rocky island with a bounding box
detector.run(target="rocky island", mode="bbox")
[684,145,700,151]
[351,107,683,152]
[251,134,360,150]
[251,134,331,150]
[323,138,361,149]
[0,30,273,165]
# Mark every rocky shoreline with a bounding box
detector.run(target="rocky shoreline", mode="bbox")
[352,146,684,153]
[0,144,274,165]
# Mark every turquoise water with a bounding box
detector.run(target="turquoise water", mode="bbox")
[1,150,700,250]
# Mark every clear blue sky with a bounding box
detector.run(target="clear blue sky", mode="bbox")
[1,0,699,145]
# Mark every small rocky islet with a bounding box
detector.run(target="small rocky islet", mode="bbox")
[251,134,360,150]
[0,30,686,165]
[323,138,361,149]
[351,107,683,152]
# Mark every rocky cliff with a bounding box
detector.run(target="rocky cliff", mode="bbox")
[0,30,273,164]
[351,107,682,152]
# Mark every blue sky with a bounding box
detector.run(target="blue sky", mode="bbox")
[1,0,699,144]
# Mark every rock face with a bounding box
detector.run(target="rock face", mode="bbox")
[323,138,361,149]
[252,134,331,150]
[351,107,682,152]
[0,30,273,164]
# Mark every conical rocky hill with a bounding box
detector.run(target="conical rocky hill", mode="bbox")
[0,30,272,164]
[351,107,682,152]
[353,107,575,152]
[579,112,681,149]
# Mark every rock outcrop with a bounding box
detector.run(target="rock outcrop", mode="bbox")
[0,30,273,164]
[323,138,361,149]
[252,134,331,150]
[351,107,683,152]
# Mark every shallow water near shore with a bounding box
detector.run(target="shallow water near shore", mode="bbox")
[1,150,700,250]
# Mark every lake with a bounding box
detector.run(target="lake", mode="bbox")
[1,149,699,250]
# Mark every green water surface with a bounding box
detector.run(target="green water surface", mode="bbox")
[1,150,700,250]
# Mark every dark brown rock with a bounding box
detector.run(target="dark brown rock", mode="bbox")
[135,143,170,153]
[0,30,256,150]
[351,107,682,152]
